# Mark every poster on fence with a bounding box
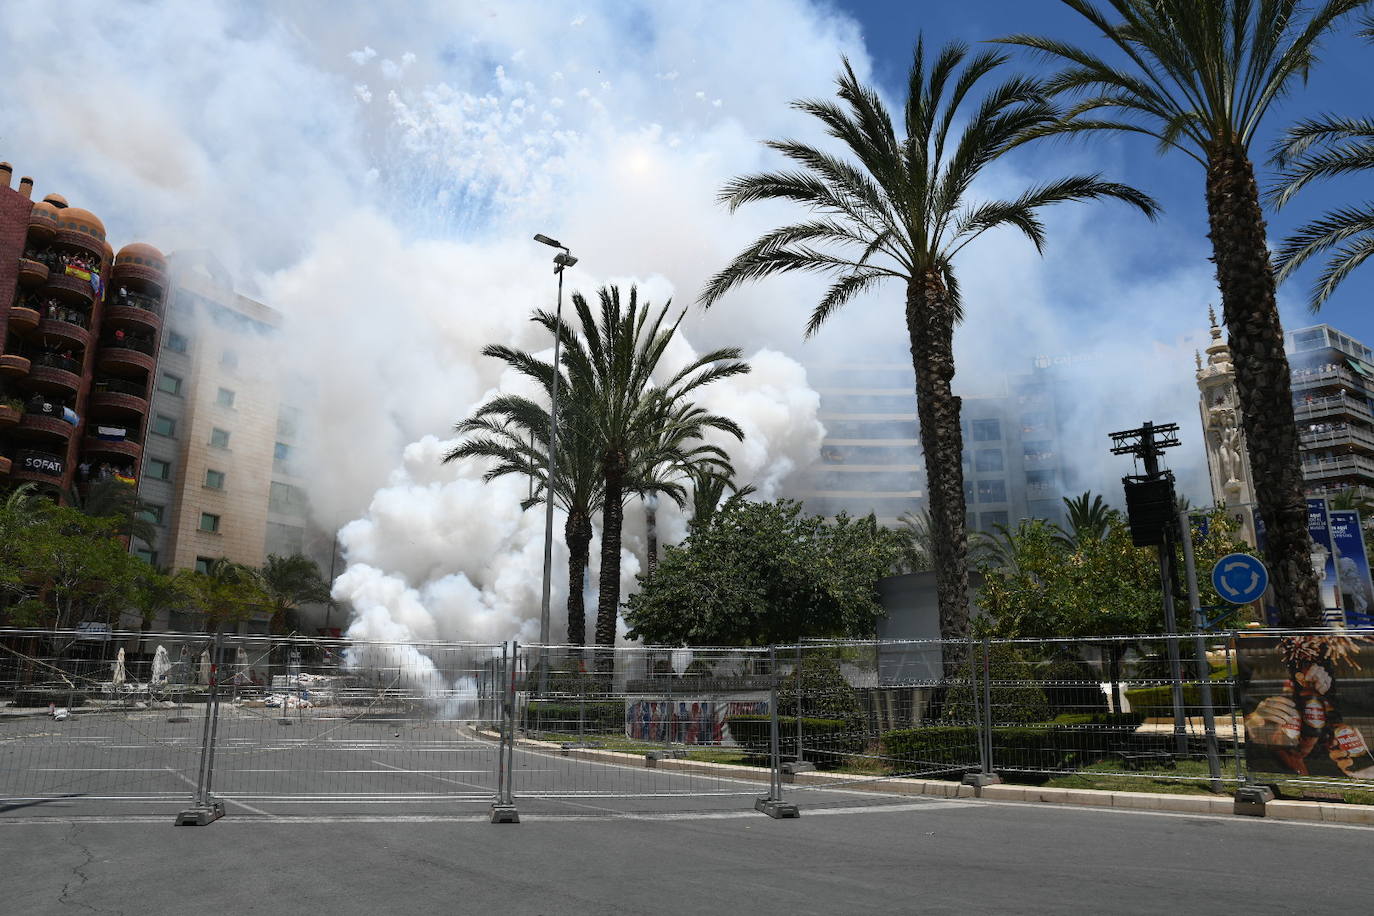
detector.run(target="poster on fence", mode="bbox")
[1238,634,1374,779]
[1329,509,1374,626]
[625,696,769,746]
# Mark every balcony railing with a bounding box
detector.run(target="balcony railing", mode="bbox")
[109,291,162,317]
[92,378,148,398]
[29,352,82,374]
[1294,393,1374,422]
[100,335,156,355]
[1302,453,1374,478]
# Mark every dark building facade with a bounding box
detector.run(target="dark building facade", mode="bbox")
[0,162,167,495]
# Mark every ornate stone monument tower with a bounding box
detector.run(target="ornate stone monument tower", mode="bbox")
[1196,307,1258,545]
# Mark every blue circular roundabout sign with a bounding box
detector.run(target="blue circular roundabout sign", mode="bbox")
[1211,553,1269,605]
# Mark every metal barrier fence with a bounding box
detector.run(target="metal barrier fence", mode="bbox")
[3,627,1372,822]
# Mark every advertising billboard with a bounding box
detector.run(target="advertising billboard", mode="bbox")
[1329,509,1374,626]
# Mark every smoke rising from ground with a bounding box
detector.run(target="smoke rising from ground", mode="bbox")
[0,1,1229,645]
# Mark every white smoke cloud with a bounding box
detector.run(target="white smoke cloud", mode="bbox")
[0,0,1233,648]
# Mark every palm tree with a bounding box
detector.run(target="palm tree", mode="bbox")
[1271,16,1374,309]
[557,285,749,652]
[68,476,157,545]
[446,373,604,646]
[892,509,935,573]
[700,41,1157,642]
[687,465,756,530]
[998,0,1363,626]
[976,519,1060,574]
[132,566,196,633]
[259,553,331,635]
[630,399,740,577]
[1055,491,1117,548]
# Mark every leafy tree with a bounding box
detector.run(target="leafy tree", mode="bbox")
[259,553,331,634]
[1271,15,1374,309]
[185,558,268,632]
[976,507,1252,710]
[14,507,140,630]
[131,565,197,633]
[624,498,900,646]
[998,0,1365,625]
[556,286,749,652]
[701,40,1156,644]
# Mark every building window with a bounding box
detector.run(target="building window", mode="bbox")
[277,406,300,440]
[269,481,306,516]
[274,442,291,461]
[975,449,1004,473]
[221,349,239,370]
[138,504,164,526]
[133,546,157,565]
[204,469,225,490]
[971,419,1001,442]
[265,521,305,556]
[147,458,172,481]
[980,511,1009,530]
[216,387,236,408]
[195,556,214,575]
[158,373,183,396]
[977,479,1007,503]
[152,415,176,438]
[199,512,220,533]
[210,427,230,449]
[166,331,189,353]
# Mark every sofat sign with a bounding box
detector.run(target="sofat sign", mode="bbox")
[22,453,63,476]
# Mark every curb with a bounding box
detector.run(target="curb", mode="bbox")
[487,732,1374,826]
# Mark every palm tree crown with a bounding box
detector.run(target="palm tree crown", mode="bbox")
[700,39,1156,643]
[999,0,1363,626]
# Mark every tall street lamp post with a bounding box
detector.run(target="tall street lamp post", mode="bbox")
[533,234,577,671]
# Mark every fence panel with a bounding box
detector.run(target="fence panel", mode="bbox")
[975,634,1235,790]
[203,635,505,809]
[1236,629,1374,800]
[0,628,211,807]
[512,644,778,806]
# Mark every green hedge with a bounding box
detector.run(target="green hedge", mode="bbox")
[881,715,1149,775]
[1124,682,1237,718]
[726,715,858,769]
[524,701,623,734]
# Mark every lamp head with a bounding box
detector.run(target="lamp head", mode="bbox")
[533,233,562,249]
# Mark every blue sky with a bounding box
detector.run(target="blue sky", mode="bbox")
[832,0,1374,348]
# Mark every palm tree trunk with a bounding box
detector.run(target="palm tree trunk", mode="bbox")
[564,511,591,645]
[595,453,627,661]
[906,272,971,645]
[1204,145,1323,627]
[645,499,658,578]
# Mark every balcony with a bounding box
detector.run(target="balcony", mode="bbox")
[82,432,142,461]
[17,258,49,287]
[88,378,149,417]
[44,269,97,305]
[53,228,105,260]
[36,315,92,350]
[1294,393,1374,424]
[9,449,66,484]
[7,304,40,334]
[27,209,58,242]
[111,258,166,291]
[97,336,156,374]
[26,354,83,396]
[15,409,76,442]
[0,354,31,378]
[101,292,162,334]
[1300,424,1374,454]
[1302,453,1374,480]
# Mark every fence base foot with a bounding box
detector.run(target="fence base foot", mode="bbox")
[489,804,520,824]
[645,749,687,767]
[277,718,293,726]
[755,797,800,819]
[962,773,1001,788]
[174,800,225,826]
[781,761,815,776]
[1234,785,1274,817]
[166,715,190,724]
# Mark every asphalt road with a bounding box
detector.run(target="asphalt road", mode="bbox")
[5,796,1372,915]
